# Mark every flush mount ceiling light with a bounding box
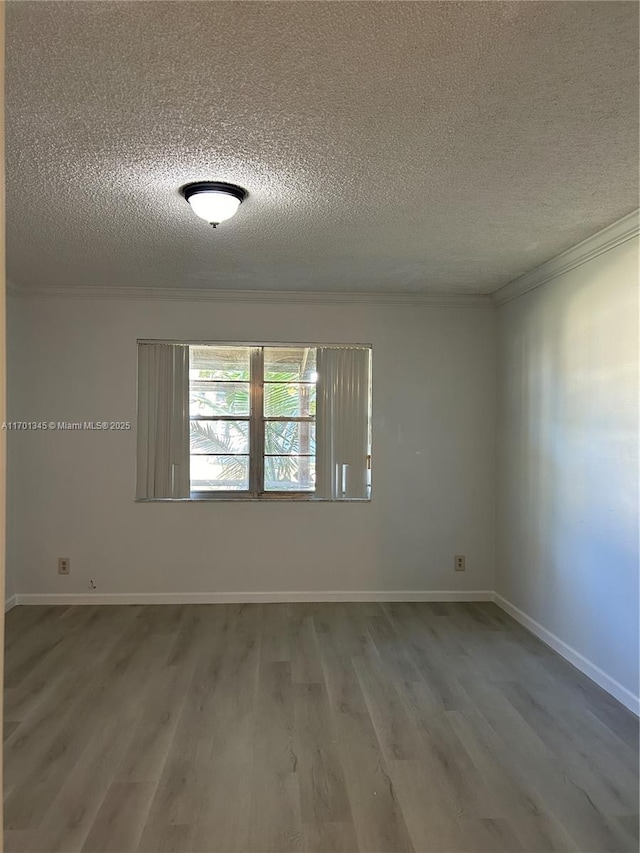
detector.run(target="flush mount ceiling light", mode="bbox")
[180,181,248,228]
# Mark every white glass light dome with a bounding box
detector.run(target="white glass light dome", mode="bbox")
[180,182,248,227]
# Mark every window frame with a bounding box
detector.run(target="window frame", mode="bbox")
[189,343,318,501]
[137,339,372,503]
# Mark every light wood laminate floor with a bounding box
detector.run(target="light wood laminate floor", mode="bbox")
[3,602,639,853]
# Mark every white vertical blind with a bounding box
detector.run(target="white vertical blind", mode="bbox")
[136,343,190,499]
[316,347,371,499]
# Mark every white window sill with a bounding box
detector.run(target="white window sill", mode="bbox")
[135,495,372,503]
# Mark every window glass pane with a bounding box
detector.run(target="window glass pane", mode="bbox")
[190,381,250,416]
[190,455,249,491]
[264,456,316,492]
[265,421,316,455]
[264,383,316,417]
[264,347,317,382]
[190,346,251,381]
[190,420,249,455]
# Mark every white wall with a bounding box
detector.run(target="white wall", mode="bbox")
[496,236,639,704]
[1,8,7,833]
[5,285,25,605]
[7,295,496,598]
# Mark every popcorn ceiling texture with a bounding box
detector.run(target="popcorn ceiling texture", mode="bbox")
[6,1,639,294]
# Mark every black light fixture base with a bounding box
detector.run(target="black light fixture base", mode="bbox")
[179,181,248,204]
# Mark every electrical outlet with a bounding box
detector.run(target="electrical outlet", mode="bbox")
[454,555,465,572]
[58,557,70,575]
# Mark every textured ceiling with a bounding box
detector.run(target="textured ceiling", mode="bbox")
[6,1,639,294]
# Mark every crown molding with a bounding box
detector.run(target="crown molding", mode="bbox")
[492,209,640,307]
[7,283,492,308]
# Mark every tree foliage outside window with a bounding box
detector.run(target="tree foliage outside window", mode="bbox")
[189,346,316,494]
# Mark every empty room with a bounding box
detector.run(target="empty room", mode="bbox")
[1,1,639,852]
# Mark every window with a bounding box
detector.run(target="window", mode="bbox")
[136,342,371,501]
[189,346,316,496]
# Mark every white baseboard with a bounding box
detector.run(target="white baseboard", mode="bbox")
[4,595,17,612]
[493,593,639,716]
[13,589,493,606]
